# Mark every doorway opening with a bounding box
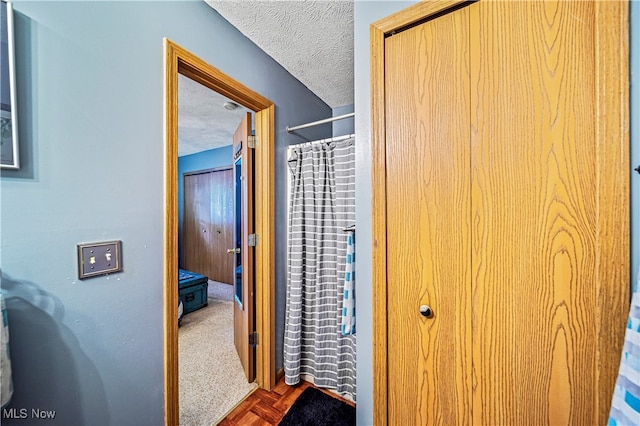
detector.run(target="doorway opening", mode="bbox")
[163,38,276,426]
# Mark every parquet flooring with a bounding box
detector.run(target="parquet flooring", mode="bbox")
[218,377,355,425]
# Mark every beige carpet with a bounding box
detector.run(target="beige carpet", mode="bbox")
[179,281,257,426]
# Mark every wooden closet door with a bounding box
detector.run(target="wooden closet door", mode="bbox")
[384,7,472,425]
[183,169,234,284]
[470,1,628,424]
[184,172,212,276]
[377,1,628,425]
[209,168,234,284]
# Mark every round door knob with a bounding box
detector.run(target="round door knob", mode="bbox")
[419,305,433,318]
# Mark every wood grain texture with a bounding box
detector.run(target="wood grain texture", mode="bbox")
[371,0,629,424]
[163,38,276,422]
[469,1,628,424]
[594,2,629,424]
[471,1,596,422]
[384,7,472,425]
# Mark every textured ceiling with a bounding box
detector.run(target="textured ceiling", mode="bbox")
[178,74,251,157]
[205,0,354,108]
[179,1,354,157]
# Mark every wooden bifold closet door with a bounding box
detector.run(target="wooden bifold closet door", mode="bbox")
[385,6,472,425]
[183,168,234,284]
[378,1,628,425]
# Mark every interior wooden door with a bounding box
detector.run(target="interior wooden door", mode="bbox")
[209,168,234,284]
[378,1,629,424]
[183,168,234,284]
[469,1,627,423]
[232,112,255,382]
[384,6,472,425]
[183,171,212,276]
[210,168,234,284]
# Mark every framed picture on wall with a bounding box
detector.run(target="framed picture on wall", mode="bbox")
[1,0,18,170]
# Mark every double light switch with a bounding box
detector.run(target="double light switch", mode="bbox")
[77,240,122,279]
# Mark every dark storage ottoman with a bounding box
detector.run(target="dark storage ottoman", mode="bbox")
[178,269,208,314]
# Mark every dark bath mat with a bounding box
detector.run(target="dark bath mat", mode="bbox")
[279,387,355,426]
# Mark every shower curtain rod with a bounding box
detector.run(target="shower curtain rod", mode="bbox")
[287,133,355,150]
[286,112,355,133]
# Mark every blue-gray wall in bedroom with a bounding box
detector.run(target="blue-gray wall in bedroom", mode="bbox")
[0,1,330,424]
[177,145,233,268]
[354,2,418,425]
[631,0,639,289]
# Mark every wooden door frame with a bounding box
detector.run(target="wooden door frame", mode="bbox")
[163,38,276,426]
[370,1,628,425]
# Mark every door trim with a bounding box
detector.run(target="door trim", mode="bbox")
[371,1,629,425]
[163,38,276,426]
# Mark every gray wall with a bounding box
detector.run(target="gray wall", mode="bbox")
[354,3,418,424]
[0,1,330,424]
[333,104,354,137]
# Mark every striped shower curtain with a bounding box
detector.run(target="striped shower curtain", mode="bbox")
[284,136,356,400]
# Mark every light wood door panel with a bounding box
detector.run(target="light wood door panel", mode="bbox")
[470,2,600,423]
[210,169,234,284]
[183,169,234,284]
[184,172,212,276]
[377,1,629,425]
[384,7,472,425]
